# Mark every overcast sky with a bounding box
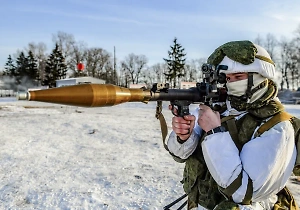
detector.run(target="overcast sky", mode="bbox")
[1,0,300,70]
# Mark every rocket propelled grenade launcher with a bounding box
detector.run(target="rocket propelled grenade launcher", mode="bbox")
[16,63,228,117]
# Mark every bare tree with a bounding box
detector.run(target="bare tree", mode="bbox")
[140,67,155,87]
[278,38,291,90]
[264,33,278,61]
[184,59,206,82]
[183,63,195,82]
[254,34,264,46]
[278,38,298,90]
[84,47,111,80]
[119,62,131,87]
[289,39,299,90]
[253,33,278,61]
[121,53,148,85]
[150,63,168,83]
[69,41,88,77]
[292,24,300,89]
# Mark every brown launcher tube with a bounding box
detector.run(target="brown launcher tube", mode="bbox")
[26,84,152,107]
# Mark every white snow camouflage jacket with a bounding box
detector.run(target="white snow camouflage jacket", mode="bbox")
[167,107,297,210]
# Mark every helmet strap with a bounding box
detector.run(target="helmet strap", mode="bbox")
[241,73,254,101]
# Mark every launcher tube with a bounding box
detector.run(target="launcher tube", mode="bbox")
[16,84,208,107]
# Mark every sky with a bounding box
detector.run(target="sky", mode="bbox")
[0,97,299,209]
[1,0,300,70]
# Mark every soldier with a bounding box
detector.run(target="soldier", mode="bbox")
[167,40,299,210]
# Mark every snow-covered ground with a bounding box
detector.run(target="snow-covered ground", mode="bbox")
[0,97,299,209]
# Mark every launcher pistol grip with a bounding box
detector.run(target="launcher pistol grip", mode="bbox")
[170,100,192,117]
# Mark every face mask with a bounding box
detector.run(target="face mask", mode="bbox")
[226,79,248,97]
[226,73,268,102]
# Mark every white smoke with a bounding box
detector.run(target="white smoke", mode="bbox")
[1,76,39,92]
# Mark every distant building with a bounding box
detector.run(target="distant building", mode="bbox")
[56,77,105,87]
[180,81,197,89]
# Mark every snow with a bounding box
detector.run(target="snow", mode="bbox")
[0,97,299,209]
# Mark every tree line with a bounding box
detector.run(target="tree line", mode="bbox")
[3,25,300,91]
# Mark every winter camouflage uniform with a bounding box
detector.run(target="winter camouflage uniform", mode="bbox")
[168,41,300,210]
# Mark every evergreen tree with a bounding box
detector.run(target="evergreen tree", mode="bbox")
[27,51,39,86]
[15,51,29,85]
[163,37,186,88]
[3,55,16,77]
[3,55,17,90]
[43,44,67,87]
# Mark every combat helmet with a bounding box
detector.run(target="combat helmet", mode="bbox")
[207,40,277,104]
